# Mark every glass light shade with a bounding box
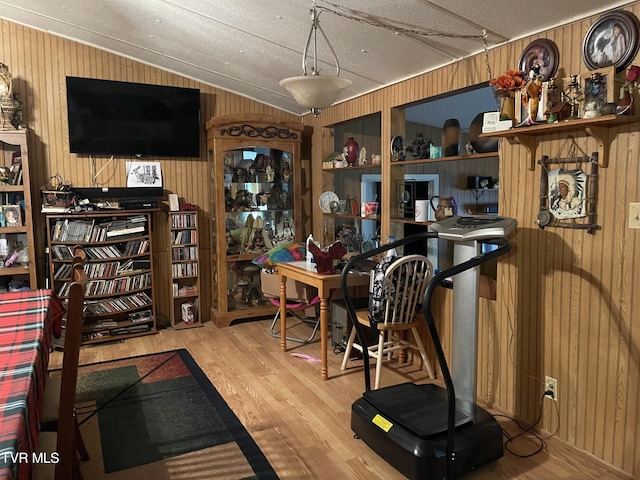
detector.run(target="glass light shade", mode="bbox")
[279,75,351,110]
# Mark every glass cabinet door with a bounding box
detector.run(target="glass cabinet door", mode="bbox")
[206,114,303,327]
[224,147,295,253]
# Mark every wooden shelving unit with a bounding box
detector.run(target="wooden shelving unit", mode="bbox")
[479,114,639,169]
[168,210,202,329]
[0,130,37,290]
[46,209,158,344]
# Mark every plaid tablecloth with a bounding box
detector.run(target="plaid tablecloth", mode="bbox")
[0,290,53,480]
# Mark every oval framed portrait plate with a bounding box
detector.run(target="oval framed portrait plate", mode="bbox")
[582,10,640,72]
[518,39,559,81]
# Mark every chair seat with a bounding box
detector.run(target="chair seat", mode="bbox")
[33,432,57,480]
[41,376,61,424]
[267,296,321,344]
[268,295,321,309]
[354,310,422,331]
[341,254,436,389]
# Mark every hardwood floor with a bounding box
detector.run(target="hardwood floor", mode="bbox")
[50,320,636,480]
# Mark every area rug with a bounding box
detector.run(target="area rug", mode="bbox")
[72,349,278,479]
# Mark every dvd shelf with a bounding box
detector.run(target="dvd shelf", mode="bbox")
[46,209,158,344]
[168,208,201,329]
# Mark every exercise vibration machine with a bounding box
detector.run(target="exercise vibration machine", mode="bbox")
[340,216,516,479]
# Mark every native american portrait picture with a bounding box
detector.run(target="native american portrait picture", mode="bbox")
[548,168,587,220]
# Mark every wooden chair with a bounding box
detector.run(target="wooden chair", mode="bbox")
[340,254,436,390]
[35,258,88,479]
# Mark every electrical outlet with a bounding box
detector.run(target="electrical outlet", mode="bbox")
[629,203,640,229]
[545,376,558,401]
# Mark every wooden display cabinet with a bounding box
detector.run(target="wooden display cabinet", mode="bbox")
[206,115,303,327]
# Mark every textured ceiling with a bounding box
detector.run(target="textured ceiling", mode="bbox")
[0,0,636,116]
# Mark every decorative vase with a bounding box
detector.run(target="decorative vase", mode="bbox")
[499,94,516,124]
[442,118,460,157]
[344,137,359,166]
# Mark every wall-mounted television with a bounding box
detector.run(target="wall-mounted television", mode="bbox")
[66,77,201,158]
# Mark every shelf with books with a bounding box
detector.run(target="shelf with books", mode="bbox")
[46,209,157,344]
[168,208,201,329]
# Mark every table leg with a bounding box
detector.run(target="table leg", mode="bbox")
[320,296,328,380]
[280,273,287,352]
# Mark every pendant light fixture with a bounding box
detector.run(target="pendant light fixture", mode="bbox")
[279,1,351,116]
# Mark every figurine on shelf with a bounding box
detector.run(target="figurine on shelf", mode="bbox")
[256,191,270,207]
[281,161,291,183]
[224,187,234,210]
[251,153,266,174]
[226,228,239,254]
[232,189,254,211]
[405,132,431,159]
[358,146,368,165]
[524,75,544,124]
[281,218,294,242]
[265,156,276,183]
[563,74,584,120]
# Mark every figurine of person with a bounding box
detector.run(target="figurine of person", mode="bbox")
[281,161,291,183]
[525,75,543,124]
[358,146,368,165]
[266,163,275,182]
[281,218,293,241]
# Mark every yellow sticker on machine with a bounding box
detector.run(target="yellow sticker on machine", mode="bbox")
[372,414,393,432]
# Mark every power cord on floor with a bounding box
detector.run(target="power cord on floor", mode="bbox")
[492,390,560,458]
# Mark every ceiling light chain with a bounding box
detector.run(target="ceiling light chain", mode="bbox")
[483,30,493,80]
[316,5,485,40]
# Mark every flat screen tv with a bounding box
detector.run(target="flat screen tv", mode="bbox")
[66,77,201,158]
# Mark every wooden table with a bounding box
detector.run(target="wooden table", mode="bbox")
[278,261,369,380]
[0,290,53,480]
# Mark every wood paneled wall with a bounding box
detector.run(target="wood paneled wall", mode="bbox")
[0,19,301,324]
[306,3,640,477]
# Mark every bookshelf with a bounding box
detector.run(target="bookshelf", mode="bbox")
[46,209,158,344]
[0,130,37,290]
[168,209,201,329]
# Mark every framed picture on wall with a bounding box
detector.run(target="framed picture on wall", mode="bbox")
[582,9,640,72]
[518,39,559,81]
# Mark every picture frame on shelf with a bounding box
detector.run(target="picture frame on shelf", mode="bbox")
[518,38,559,81]
[2,205,21,227]
[580,66,617,103]
[580,66,621,118]
[582,9,640,72]
[397,179,416,217]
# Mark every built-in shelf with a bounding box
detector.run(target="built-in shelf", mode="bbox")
[323,163,381,172]
[390,217,434,226]
[479,114,639,169]
[322,212,380,221]
[391,151,498,166]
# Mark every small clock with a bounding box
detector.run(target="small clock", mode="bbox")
[537,210,552,227]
